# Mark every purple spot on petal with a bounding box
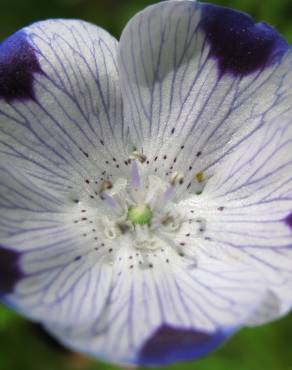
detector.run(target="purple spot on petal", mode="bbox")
[139,325,229,366]
[0,31,43,102]
[0,245,23,296]
[200,4,289,76]
[284,212,292,230]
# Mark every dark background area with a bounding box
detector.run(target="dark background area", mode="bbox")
[0,0,292,369]
[1,0,292,42]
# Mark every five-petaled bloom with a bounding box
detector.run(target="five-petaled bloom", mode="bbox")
[0,0,291,366]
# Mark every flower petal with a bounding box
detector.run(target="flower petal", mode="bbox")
[0,163,115,327]
[0,163,66,255]
[0,19,126,192]
[118,1,291,189]
[0,19,127,324]
[45,249,266,365]
[179,111,292,324]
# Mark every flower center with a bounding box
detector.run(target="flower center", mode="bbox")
[127,204,153,225]
[71,154,211,268]
[89,159,185,254]
[71,147,213,271]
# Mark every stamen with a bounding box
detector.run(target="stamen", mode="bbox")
[116,221,133,234]
[104,226,119,239]
[170,172,184,186]
[102,217,121,240]
[129,150,147,163]
[99,180,113,192]
[100,192,119,210]
[160,172,184,204]
[131,160,141,189]
[162,186,176,203]
[195,171,205,183]
[161,214,181,232]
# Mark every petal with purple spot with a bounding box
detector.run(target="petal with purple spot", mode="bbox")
[45,250,266,365]
[0,19,126,192]
[0,19,128,324]
[118,1,291,191]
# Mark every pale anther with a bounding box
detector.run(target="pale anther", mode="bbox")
[170,172,184,186]
[129,150,147,163]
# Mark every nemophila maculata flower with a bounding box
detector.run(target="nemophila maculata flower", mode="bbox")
[0,0,291,366]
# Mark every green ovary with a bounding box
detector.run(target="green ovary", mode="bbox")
[127,204,153,225]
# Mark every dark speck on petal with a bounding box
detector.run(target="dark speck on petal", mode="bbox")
[0,31,43,102]
[139,325,230,366]
[200,4,289,76]
[0,245,23,296]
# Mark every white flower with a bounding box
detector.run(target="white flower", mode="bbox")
[0,0,291,366]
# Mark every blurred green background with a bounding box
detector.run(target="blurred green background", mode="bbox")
[1,0,292,42]
[0,0,292,370]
